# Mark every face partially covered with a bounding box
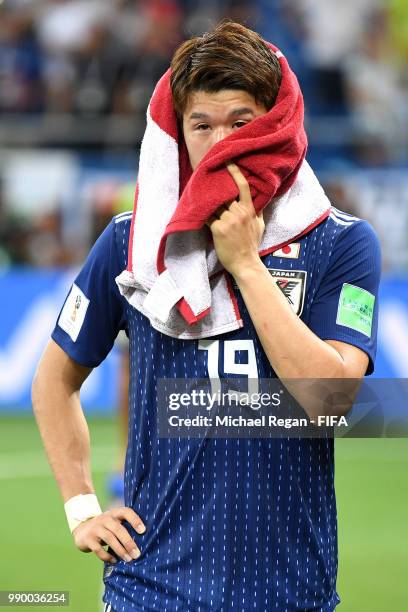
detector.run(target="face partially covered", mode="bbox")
[182,89,268,170]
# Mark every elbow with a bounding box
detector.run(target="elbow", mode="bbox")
[318,377,362,418]
[31,356,53,418]
[293,376,362,420]
[31,366,44,418]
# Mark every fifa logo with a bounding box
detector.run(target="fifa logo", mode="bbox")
[71,295,82,322]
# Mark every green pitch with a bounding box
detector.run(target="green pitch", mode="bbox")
[0,415,407,611]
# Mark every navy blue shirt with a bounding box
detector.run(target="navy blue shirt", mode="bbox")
[52,207,381,611]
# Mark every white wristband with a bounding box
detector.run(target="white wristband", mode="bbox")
[64,493,103,533]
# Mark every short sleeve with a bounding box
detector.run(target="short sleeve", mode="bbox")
[51,220,127,367]
[307,220,381,375]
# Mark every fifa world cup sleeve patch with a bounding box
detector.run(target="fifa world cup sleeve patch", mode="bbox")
[57,283,90,342]
[336,283,375,337]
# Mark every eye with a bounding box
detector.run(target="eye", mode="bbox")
[195,123,210,131]
[233,120,248,129]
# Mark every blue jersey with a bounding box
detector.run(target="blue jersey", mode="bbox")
[52,207,381,612]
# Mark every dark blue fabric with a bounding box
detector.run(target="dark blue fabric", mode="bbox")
[53,208,380,611]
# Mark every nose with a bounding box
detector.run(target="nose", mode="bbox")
[212,126,231,146]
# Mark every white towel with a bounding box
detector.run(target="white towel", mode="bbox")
[116,159,330,339]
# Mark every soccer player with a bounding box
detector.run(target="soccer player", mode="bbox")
[32,21,381,611]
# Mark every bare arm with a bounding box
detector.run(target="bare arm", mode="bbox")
[32,339,145,564]
[207,163,368,418]
[232,263,367,417]
[32,339,94,500]
[233,262,368,380]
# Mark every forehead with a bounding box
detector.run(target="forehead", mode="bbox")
[183,89,261,118]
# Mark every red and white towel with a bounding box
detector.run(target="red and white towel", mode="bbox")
[116,45,331,339]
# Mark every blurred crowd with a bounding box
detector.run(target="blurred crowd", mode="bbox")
[0,0,407,270]
[1,0,406,145]
[0,0,252,117]
[275,0,408,164]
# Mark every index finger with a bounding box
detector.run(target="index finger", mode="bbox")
[226,162,251,206]
[113,506,146,534]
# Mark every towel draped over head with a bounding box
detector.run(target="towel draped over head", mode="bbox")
[116,44,331,339]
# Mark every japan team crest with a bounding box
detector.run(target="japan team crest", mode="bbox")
[267,269,307,316]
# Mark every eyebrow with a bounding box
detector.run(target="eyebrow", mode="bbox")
[188,107,255,120]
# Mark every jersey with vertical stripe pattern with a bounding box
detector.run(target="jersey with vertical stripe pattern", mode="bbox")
[52,207,381,611]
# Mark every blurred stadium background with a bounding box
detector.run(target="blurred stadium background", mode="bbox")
[0,0,407,610]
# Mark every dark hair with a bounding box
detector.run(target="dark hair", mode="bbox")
[170,20,282,117]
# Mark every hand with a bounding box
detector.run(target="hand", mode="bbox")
[206,163,265,278]
[72,506,146,564]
